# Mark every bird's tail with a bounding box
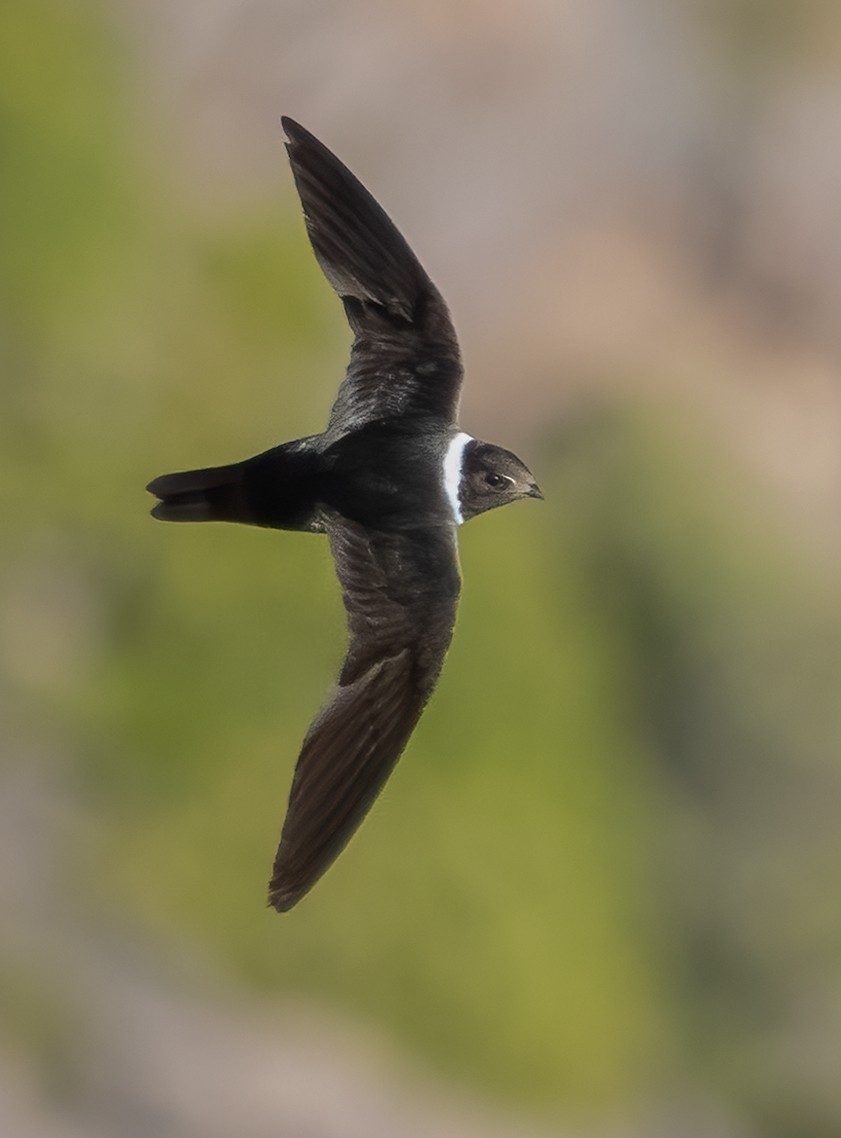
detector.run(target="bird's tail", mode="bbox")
[146,462,249,523]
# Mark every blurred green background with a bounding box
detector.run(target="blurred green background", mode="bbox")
[3,2,841,1135]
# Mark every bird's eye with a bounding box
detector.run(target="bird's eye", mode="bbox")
[484,472,507,490]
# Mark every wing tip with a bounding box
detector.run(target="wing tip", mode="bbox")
[267,876,306,913]
[280,115,312,150]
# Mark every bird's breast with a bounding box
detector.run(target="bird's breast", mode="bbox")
[319,427,453,530]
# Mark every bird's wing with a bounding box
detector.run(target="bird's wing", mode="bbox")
[282,117,463,436]
[269,515,460,911]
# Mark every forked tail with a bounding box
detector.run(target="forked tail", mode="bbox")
[146,462,249,523]
[147,442,321,530]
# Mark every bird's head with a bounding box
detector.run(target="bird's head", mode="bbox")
[458,440,542,522]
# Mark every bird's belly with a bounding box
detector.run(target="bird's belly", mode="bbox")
[320,466,450,530]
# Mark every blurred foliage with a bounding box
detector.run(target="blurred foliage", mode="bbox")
[4,2,841,1132]
[0,954,80,1095]
[704,0,837,76]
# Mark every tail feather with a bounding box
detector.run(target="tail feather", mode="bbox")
[147,462,249,523]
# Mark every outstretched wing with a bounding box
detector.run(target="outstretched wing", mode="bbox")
[269,516,460,912]
[282,117,463,437]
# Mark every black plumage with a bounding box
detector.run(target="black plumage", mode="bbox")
[147,118,541,911]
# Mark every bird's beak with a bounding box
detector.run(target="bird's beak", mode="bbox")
[527,483,544,500]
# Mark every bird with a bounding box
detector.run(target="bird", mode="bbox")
[147,118,542,912]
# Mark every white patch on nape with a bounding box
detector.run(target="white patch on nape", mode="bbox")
[442,432,472,525]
